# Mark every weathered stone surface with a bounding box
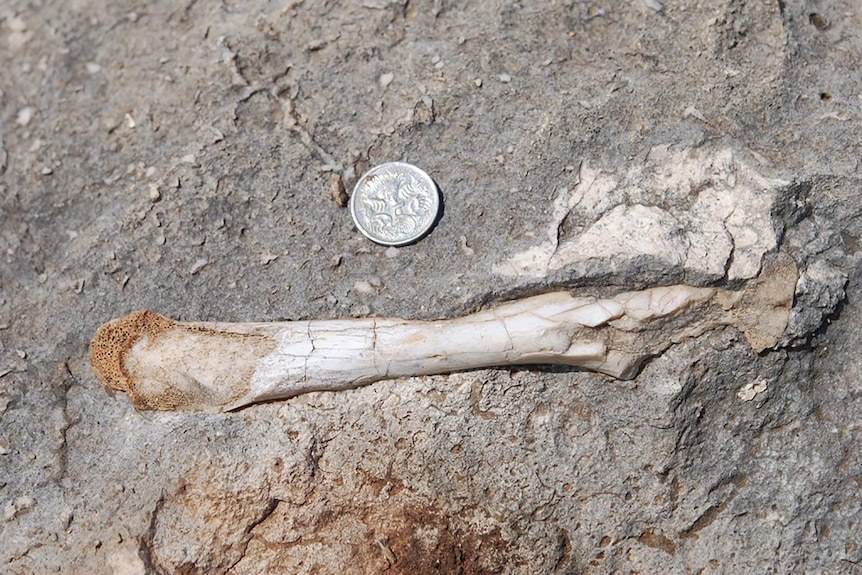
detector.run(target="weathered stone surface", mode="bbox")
[0,1,860,573]
[496,146,790,285]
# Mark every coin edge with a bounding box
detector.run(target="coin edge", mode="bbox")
[349,162,440,247]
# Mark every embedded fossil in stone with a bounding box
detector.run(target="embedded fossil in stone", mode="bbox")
[90,255,797,412]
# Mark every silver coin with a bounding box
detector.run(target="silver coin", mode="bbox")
[349,162,441,246]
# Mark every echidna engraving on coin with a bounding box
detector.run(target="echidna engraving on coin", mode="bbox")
[350,162,440,246]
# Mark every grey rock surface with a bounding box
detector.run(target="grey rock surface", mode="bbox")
[0,0,859,573]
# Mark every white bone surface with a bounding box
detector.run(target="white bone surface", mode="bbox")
[90,255,796,412]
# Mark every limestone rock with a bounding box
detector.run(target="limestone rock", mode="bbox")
[0,1,858,573]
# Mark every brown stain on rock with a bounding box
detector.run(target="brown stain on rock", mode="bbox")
[680,503,727,539]
[381,506,513,575]
[637,529,677,555]
[220,488,518,574]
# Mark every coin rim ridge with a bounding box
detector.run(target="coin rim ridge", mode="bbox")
[349,161,440,247]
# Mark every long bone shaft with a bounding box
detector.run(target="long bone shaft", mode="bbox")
[90,256,796,412]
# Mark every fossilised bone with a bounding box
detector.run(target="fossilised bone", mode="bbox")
[90,255,797,412]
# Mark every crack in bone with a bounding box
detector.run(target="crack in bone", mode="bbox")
[90,255,797,412]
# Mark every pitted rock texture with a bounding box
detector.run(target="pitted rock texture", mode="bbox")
[0,1,860,574]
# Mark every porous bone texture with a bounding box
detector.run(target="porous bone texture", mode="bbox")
[92,258,794,412]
